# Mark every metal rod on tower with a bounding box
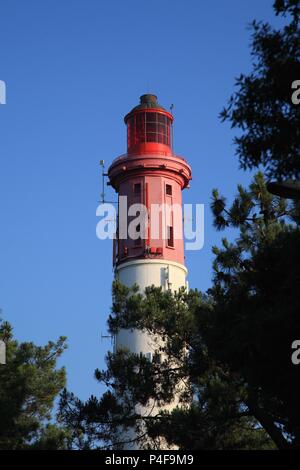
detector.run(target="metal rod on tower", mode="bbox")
[170,104,174,151]
[99,159,117,204]
[99,160,105,203]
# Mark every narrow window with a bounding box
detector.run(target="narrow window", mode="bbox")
[167,226,174,247]
[134,183,141,195]
[134,224,141,246]
[166,184,172,195]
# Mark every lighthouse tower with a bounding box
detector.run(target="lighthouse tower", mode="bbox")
[108,94,192,448]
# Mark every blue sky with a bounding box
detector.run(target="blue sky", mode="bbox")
[0,0,284,399]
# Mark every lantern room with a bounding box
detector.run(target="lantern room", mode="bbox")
[124,94,173,156]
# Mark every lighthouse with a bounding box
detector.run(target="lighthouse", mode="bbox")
[107,94,192,449]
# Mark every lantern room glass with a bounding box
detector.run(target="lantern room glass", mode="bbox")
[127,111,171,149]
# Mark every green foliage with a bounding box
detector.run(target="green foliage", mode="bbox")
[220,1,300,179]
[29,424,72,450]
[207,175,300,448]
[274,0,300,18]
[0,320,68,449]
[58,388,126,449]
[147,405,273,450]
[211,171,294,258]
[58,276,275,450]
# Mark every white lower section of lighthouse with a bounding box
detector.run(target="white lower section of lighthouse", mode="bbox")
[116,258,188,294]
[114,259,188,449]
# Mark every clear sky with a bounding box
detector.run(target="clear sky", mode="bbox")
[0,0,284,400]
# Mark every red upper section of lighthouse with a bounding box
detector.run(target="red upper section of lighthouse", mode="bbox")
[124,94,174,156]
[108,94,192,268]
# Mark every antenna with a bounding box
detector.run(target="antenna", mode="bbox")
[101,331,114,346]
[100,160,105,204]
[99,160,117,204]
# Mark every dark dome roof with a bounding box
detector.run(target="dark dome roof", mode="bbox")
[127,94,168,115]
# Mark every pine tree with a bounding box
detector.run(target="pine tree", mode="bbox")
[0,319,69,449]
[58,272,274,450]
[220,0,300,179]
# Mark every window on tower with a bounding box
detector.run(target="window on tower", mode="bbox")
[134,183,141,195]
[166,184,172,195]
